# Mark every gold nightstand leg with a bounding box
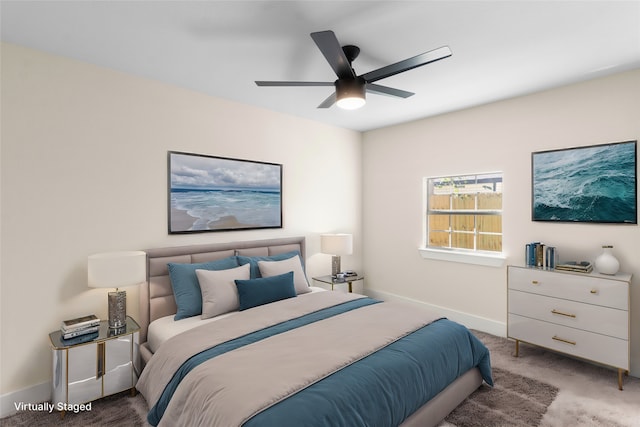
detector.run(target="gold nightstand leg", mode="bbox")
[348,281,353,293]
[514,339,520,357]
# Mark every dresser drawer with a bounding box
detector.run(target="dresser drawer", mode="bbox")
[508,290,628,339]
[508,267,628,310]
[508,314,629,370]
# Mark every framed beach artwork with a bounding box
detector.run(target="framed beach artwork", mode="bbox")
[168,151,283,233]
[531,140,637,224]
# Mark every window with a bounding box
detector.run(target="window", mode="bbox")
[425,172,503,254]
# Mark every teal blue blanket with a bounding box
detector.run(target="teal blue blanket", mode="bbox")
[246,318,492,427]
[148,297,492,426]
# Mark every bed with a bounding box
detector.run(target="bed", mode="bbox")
[137,236,492,427]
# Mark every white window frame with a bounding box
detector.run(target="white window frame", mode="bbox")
[419,172,506,267]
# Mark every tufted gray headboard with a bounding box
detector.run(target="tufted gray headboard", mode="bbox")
[138,236,305,365]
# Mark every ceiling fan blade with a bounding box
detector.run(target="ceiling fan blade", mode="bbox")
[361,46,452,83]
[310,30,356,80]
[317,92,337,109]
[255,81,334,87]
[366,83,414,98]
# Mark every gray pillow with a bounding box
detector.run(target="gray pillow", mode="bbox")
[196,263,250,319]
[258,255,311,295]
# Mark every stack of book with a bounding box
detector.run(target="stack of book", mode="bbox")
[525,242,557,269]
[555,261,593,273]
[61,314,100,340]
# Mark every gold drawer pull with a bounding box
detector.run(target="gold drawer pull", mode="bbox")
[590,289,598,294]
[531,280,539,285]
[552,335,576,346]
[551,309,576,318]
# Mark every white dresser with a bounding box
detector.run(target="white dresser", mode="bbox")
[507,265,631,389]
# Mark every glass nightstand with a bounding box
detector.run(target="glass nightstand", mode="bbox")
[313,274,364,293]
[49,316,140,415]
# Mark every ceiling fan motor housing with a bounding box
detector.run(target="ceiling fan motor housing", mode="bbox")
[336,76,366,100]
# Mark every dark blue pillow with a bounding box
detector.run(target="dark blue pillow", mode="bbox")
[237,250,301,279]
[168,256,239,320]
[235,271,296,310]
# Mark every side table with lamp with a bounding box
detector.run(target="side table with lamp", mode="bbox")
[49,251,145,415]
[315,233,364,292]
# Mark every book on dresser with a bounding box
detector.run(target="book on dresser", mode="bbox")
[555,261,593,273]
[524,242,557,269]
[62,327,99,341]
[60,314,100,339]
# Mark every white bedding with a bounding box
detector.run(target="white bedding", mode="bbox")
[147,286,327,353]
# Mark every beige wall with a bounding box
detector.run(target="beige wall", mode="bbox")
[2,41,639,406]
[0,43,362,398]
[362,69,640,375]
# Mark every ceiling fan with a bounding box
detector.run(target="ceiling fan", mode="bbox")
[255,30,452,110]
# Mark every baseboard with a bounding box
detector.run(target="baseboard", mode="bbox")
[0,381,51,418]
[363,288,507,337]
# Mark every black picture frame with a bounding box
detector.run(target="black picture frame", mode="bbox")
[531,140,637,224]
[168,151,283,233]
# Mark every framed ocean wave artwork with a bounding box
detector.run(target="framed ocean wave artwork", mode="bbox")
[168,151,282,233]
[531,140,637,224]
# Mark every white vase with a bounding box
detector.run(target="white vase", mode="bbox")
[595,245,620,275]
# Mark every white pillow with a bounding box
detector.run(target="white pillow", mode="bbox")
[258,255,311,295]
[196,263,250,319]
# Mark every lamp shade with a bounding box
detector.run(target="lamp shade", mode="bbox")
[320,234,353,256]
[88,251,146,288]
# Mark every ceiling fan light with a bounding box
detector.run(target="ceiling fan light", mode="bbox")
[336,96,366,110]
[335,78,366,110]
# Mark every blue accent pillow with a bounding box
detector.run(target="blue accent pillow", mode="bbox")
[235,271,296,310]
[168,256,239,320]
[237,250,301,279]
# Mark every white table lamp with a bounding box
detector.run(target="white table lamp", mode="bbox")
[320,234,353,276]
[88,251,146,329]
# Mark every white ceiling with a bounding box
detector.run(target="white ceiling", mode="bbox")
[2,1,640,132]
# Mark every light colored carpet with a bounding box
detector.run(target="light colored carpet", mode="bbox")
[2,331,638,426]
[462,331,640,427]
